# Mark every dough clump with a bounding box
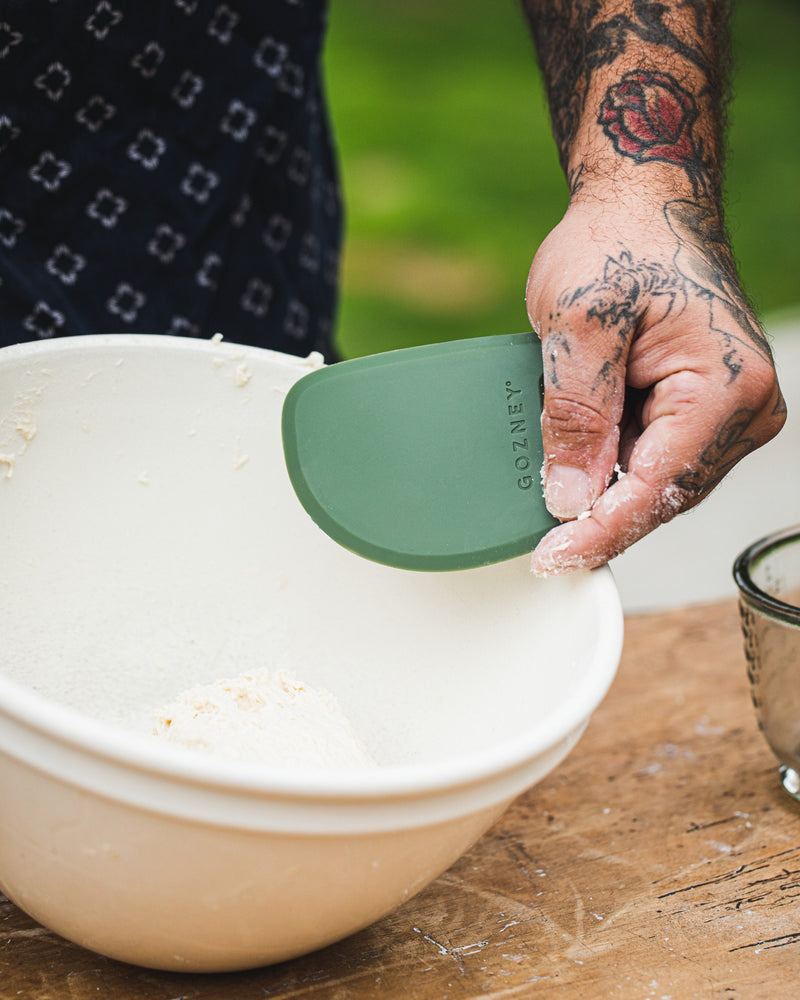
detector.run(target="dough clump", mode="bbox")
[152,669,375,769]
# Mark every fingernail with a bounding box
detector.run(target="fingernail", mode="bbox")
[544,465,593,519]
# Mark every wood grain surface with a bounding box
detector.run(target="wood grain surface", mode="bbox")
[2,599,799,999]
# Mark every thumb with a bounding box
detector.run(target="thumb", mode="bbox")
[537,327,625,520]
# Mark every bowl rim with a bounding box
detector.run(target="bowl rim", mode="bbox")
[0,334,624,804]
[0,329,326,373]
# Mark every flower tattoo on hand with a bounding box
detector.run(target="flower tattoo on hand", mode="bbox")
[598,70,709,196]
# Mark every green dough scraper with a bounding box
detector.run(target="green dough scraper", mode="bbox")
[281,332,558,571]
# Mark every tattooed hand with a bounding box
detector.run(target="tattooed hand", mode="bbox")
[521,0,785,573]
[525,197,784,574]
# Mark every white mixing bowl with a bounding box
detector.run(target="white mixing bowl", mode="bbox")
[0,334,622,972]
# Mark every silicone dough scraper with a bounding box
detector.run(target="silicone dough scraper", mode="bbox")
[281,332,558,571]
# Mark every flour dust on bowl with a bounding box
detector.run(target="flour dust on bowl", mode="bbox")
[0,335,623,972]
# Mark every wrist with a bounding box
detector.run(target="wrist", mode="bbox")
[566,155,722,224]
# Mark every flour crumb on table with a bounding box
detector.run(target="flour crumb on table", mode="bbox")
[152,669,375,769]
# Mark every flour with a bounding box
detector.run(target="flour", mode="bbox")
[0,386,41,479]
[152,668,376,769]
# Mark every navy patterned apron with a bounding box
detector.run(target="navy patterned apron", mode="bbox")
[0,0,342,359]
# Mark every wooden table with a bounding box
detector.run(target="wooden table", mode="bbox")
[3,600,799,999]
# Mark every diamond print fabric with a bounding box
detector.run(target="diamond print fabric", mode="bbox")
[0,0,342,359]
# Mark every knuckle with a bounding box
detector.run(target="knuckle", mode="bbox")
[653,481,693,523]
[741,363,787,443]
[744,359,779,404]
[542,392,614,445]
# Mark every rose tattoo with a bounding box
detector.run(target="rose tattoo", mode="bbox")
[598,70,709,196]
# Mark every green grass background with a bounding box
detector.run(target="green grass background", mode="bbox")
[324,0,800,359]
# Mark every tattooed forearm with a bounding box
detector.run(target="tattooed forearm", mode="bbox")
[521,0,733,200]
[566,163,585,199]
[599,70,709,197]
